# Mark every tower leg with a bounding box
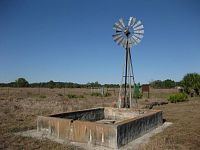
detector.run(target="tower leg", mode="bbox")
[119,46,136,108]
[124,48,128,108]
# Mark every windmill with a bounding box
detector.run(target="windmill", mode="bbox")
[112,17,144,108]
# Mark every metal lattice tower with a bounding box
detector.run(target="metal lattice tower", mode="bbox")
[112,17,144,108]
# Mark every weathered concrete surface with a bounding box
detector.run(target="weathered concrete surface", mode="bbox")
[104,107,148,121]
[50,107,104,121]
[37,108,118,148]
[37,107,163,149]
[116,110,163,147]
[17,122,172,150]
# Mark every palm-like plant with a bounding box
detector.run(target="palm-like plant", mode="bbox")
[182,73,200,95]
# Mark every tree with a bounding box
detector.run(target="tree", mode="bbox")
[182,73,200,95]
[47,80,55,89]
[163,79,176,88]
[15,78,29,87]
[150,80,163,88]
[150,79,176,88]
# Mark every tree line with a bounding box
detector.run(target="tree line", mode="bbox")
[150,79,178,88]
[0,73,199,95]
[0,78,119,88]
[150,73,200,95]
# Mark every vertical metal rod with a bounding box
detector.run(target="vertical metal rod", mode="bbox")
[128,48,132,108]
[124,47,128,108]
[118,50,126,108]
[129,50,137,106]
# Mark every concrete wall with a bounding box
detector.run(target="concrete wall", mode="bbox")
[104,107,145,120]
[37,108,163,149]
[50,108,104,121]
[116,111,163,147]
[37,115,118,149]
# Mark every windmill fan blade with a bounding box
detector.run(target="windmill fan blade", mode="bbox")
[119,18,125,28]
[128,17,136,26]
[113,26,123,32]
[134,29,144,34]
[121,38,127,48]
[128,17,133,26]
[134,33,143,39]
[112,17,144,48]
[134,25,144,31]
[132,35,141,44]
[115,36,124,45]
[127,38,132,45]
[112,33,123,41]
[114,22,124,30]
[113,36,124,45]
[115,22,124,30]
[130,37,137,45]
[133,20,142,28]
[127,38,134,48]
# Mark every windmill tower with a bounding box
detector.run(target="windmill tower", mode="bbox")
[112,17,144,108]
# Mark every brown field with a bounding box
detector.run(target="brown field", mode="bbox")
[0,87,200,150]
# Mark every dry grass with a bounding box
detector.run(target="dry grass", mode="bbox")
[139,97,200,150]
[0,87,200,150]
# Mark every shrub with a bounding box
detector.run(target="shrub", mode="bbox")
[133,92,143,99]
[67,94,78,98]
[66,94,84,99]
[91,92,102,97]
[57,93,63,96]
[91,92,111,97]
[168,93,188,103]
[15,78,29,87]
[104,92,111,97]
[39,95,46,99]
[182,73,200,95]
[79,95,85,98]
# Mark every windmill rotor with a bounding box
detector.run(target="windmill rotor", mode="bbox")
[113,17,144,49]
[112,17,144,108]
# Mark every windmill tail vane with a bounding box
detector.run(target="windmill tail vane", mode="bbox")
[112,17,144,108]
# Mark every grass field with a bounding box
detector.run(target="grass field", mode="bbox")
[0,87,200,150]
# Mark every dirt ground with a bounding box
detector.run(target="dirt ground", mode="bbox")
[0,87,200,150]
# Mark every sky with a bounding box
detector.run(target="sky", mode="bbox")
[0,0,200,84]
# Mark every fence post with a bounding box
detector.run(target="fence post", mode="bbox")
[7,87,10,98]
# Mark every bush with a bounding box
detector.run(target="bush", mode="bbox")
[67,94,78,98]
[150,79,176,89]
[168,93,188,103]
[104,92,111,97]
[133,92,143,99]
[39,95,46,99]
[91,92,111,97]
[182,73,200,95]
[66,94,84,99]
[91,92,102,97]
[15,78,29,87]
[57,93,63,96]
[79,95,85,98]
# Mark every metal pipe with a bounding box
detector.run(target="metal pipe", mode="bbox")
[128,48,131,108]
[124,47,128,108]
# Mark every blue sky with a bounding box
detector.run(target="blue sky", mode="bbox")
[0,0,200,84]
